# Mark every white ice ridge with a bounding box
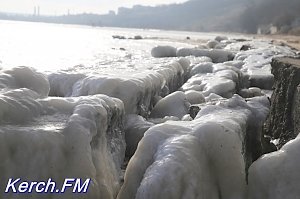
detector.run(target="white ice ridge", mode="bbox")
[118,95,270,199]
[0,67,126,199]
[48,58,191,116]
[247,134,300,199]
[0,66,50,96]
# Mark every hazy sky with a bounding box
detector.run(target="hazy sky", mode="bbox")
[0,0,188,15]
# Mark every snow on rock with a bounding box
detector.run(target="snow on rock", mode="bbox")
[151,46,177,58]
[124,114,154,157]
[118,95,270,199]
[149,91,190,119]
[0,77,126,199]
[248,134,300,199]
[0,66,50,97]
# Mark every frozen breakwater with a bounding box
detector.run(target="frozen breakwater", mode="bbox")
[1,35,299,199]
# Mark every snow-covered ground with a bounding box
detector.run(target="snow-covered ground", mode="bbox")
[0,20,299,199]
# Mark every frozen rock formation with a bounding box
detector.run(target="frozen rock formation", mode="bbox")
[48,60,190,116]
[176,48,234,63]
[0,67,126,199]
[0,66,50,97]
[149,91,190,119]
[124,114,154,157]
[184,90,205,104]
[151,46,177,58]
[248,133,300,199]
[118,95,270,199]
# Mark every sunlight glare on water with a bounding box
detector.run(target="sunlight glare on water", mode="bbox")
[0,20,224,74]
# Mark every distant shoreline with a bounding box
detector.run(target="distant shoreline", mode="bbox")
[254,34,300,51]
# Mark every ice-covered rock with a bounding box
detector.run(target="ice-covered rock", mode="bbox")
[0,88,43,124]
[151,46,177,58]
[182,71,237,98]
[48,72,86,97]
[176,48,234,63]
[248,134,300,199]
[206,40,220,49]
[189,56,212,65]
[48,60,189,116]
[124,114,154,157]
[215,36,228,42]
[118,95,270,199]
[233,41,296,90]
[149,91,190,119]
[190,62,213,76]
[0,66,50,97]
[181,114,193,121]
[238,87,263,98]
[205,93,224,101]
[0,88,125,199]
[184,90,205,104]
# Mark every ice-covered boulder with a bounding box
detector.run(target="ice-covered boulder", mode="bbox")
[205,93,224,101]
[0,91,125,199]
[248,134,300,199]
[184,90,205,104]
[176,48,234,63]
[190,62,213,76]
[48,72,86,97]
[215,36,228,42]
[124,114,154,157]
[0,88,43,124]
[233,41,296,90]
[118,95,270,199]
[182,72,237,98]
[0,66,50,97]
[206,40,220,49]
[239,87,263,98]
[151,46,177,58]
[48,60,188,116]
[149,91,190,119]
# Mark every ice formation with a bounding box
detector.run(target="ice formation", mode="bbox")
[118,95,270,199]
[48,59,191,116]
[1,34,298,199]
[124,114,153,157]
[0,66,50,96]
[248,134,300,199]
[0,67,126,199]
[149,91,190,119]
[151,46,177,58]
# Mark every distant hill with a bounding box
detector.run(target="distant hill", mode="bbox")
[1,0,300,34]
[101,0,248,32]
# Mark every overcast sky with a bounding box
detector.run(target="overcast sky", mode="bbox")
[0,0,188,15]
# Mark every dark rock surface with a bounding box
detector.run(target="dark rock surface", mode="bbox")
[264,57,300,147]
